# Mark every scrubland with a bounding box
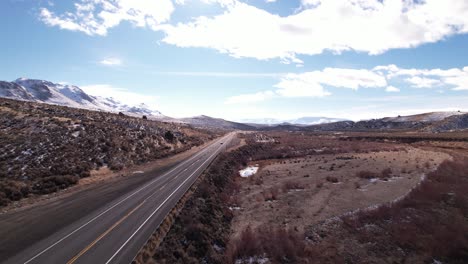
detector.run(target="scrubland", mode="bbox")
[152,131,468,264]
[0,98,217,207]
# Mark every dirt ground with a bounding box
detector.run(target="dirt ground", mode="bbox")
[230,147,451,238]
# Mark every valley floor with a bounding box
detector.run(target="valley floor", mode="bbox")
[152,131,468,264]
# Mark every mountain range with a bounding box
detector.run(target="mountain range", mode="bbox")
[1,78,467,132]
[0,78,164,118]
[0,78,350,128]
[241,117,348,127]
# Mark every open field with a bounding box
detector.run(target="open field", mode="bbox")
[231,148,450,236]
[148,130,468,264]
[224,131,468,264]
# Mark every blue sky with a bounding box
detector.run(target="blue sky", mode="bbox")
[1,0,468,121]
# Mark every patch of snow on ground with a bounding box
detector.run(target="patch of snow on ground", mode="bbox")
[239,166,259,177]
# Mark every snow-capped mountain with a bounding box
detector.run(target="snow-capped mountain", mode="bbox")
[0,78,164,118]
[240,116,348,126]
[289,117,348,125]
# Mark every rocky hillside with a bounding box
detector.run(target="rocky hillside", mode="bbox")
[303,112,468,132]
[425,113,468,132]
[0,98,218,206]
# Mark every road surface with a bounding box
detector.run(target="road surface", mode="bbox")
[1,133,234,264]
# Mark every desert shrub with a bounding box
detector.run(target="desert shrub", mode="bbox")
[343,157,468,263]
[263,187,279,201]
[356,170,378,179]
[326,176,339,183]
[282,181,305,191]
[164,131,175,141]
[249,175,263,185]
[0,192,8,206]
[226,226,312,263]
[354,181,361,189]
[0,180,30,205]
[32,175,79,194]
[380,168,392,180]
[227,226,260,260]
[108,160,124,171]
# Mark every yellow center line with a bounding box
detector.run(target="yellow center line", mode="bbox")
[66,201,146,264]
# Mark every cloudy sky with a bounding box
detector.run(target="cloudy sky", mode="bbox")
[1,0,468,121]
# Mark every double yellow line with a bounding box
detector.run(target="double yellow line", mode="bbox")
[66,201,146,264]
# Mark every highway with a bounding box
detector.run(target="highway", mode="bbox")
[2,132,234,264]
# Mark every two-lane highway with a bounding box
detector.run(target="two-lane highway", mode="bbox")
[3,132,234,264]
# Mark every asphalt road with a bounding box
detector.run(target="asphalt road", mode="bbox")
[2,132,234,264]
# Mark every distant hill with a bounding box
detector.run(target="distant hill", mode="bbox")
[0,78,257,130]
[424,113,468,132]
[0,78,164,118]
[179,115,255,130]
[306,112,468,132]
[2,78,466,132]
[240,116,348,127]
[381,112,465,123]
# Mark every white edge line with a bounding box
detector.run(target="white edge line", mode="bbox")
[104,136,229,264]
[22,136,226,264]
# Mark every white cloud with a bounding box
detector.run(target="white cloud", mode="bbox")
[80,84,159,109]
[225,91,275,104]
[276,67,386,96]
[40,0,175,36]
[156,0,468,62]
[39,0,468,61]
[385,86,400,92]
[99,58,122,66]
[383,65,468,90]
[225,64,468,104]
[405,76,441,88]
[152,71,284,78]
[226,67,387,103]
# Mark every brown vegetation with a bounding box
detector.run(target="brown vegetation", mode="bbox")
[356,167,393,180]
[305,156,468,263]
[226,226,313,264]
[151,131,468,263]
[152,143,269,263]
[0,98,217,206]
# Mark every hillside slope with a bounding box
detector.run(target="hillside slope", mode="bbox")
[180,115,255,130]
[305,112,468,132]
[0,98,218,206]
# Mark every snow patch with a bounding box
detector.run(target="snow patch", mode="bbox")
[239,166,259,177]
